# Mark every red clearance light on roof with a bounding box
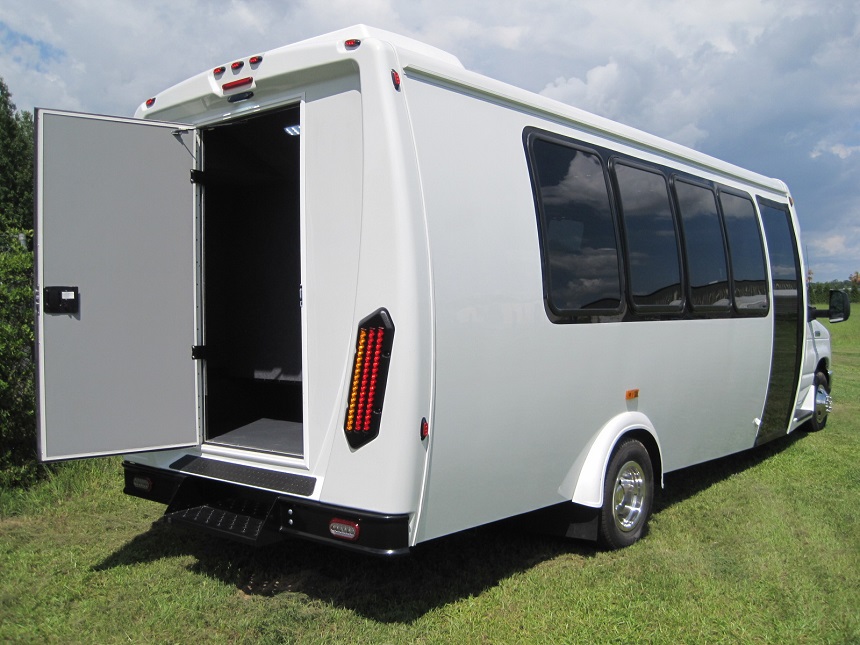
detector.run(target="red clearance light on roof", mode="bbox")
[222,77,253,92]
[344,308,395,449]
[213,66,226,75]
[420,418,429,441]
[391,69,401,90]
[145,97,156,108]
[249,55,263,65]
[231,61,244,71]
[345,39,361,49]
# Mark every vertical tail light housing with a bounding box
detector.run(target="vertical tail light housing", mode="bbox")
[344,308,395,449]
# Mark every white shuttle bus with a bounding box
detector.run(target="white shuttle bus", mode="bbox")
[35,26,851,554]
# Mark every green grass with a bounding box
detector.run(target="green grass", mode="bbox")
[2,315,859,644]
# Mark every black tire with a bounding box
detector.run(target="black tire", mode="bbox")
[807,370,831,432]
[597,438,654,550]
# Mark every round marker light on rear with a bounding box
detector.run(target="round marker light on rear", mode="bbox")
[231,61,244,71]
[391,69,401,90]
[250,55,263,65]
[329,518,360,541]
[213,66,226,75]
[345,39,361,49]
[145,97,156,108]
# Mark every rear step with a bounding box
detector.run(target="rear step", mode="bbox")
[164,477,283,546]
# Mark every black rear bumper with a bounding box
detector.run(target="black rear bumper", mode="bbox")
[123,461,411,556]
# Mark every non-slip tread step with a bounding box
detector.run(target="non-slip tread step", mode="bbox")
[167,503,265,538]
[169,455,316,496]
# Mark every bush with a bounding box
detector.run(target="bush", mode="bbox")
[1,78,38,489]
[808,280,860,305]
[0,229,38,487]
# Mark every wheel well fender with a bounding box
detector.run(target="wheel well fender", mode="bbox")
[557,412,663,508]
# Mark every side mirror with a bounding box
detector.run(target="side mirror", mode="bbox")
[809,289,851,323]
[827,289,851,323]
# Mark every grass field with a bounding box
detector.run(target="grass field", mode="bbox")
[2,313,859,644]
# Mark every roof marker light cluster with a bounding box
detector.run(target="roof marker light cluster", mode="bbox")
[212,55,263,84]
[143,53,264,110]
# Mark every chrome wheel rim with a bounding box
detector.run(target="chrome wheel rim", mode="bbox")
[814,385,832,425]
[613,460,647,532]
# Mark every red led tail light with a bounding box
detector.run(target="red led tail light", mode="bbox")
[344,308,395,449]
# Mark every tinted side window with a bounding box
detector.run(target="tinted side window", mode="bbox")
[530,138,622,313]
[759,202,800,285]
[720,192,768,314]
[614,163,683,311]
[674,180,730,310]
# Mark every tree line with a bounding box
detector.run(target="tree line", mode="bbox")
[0,76,36,487]
[808,277,860,305]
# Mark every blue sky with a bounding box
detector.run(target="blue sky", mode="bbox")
[1,0,857,281]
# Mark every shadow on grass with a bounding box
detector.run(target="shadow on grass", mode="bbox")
[655,429,806,513]
[94,513,591,622]
[94,429,808,622]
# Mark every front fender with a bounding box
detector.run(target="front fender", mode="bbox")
[557,412,663,508]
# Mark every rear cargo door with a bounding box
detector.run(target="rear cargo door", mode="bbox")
[36,110,199,460]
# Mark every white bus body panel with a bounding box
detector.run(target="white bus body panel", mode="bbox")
[400,64,785,542]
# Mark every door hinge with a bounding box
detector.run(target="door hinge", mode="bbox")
[191,345,207,360]
[190,169,205,185]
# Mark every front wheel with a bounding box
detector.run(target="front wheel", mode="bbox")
[598,438,654,549]
[807,371,831,432]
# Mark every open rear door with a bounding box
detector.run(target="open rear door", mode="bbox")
[36,110,199,460]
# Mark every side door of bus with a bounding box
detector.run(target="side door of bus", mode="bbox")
[36,109,200,460]
[756,198,804,444]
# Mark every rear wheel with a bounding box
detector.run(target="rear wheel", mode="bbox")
[598,438,654,549]
[807,370,831,432]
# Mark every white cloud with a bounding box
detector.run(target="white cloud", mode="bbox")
[541,61,628,119]
[810,234,850,256]
[806,225,860,281]
[811,142,860,160]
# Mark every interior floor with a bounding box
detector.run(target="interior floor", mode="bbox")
[207,418,304,457]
